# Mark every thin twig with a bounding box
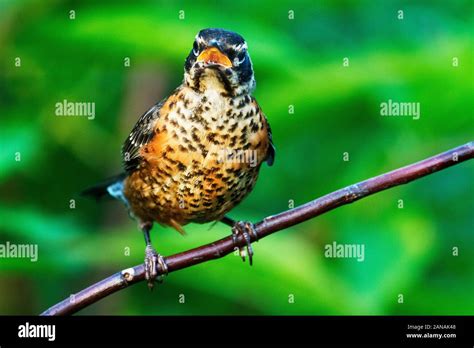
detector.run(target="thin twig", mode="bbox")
[41,141,474,315]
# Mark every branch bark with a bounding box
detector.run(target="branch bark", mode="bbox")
[41,142,474,316]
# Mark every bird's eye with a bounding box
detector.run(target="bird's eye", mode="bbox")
[234,51,246,65]
[193,41,199,56]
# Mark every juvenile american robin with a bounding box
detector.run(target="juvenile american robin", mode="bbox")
[84,28,275,288]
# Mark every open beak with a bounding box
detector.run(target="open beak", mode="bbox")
[196,47,232,68]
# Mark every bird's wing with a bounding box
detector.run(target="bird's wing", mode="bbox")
[251,98,275,166]
[121,101,164,173]
[263,114,276,166]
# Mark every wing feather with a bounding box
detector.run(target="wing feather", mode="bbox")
[264,115,276,166]
[122,101,163,173]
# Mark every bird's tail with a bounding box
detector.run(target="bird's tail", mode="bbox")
[81,173,127,202]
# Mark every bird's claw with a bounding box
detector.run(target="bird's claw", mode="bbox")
[144,245,168,290]
[232,221,258,266]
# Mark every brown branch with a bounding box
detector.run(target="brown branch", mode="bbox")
[41,142,474,316]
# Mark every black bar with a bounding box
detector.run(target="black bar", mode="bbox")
[0,316,472,346]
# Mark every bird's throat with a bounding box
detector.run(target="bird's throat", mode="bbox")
[186,67,235,97]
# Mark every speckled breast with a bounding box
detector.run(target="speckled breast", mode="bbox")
[123,86,270,230]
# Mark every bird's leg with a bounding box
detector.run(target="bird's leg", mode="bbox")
[220,216,258,266]
[220,216,236,228]
[141,222,168,290]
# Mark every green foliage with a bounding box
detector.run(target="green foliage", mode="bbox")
[0,0,472,315]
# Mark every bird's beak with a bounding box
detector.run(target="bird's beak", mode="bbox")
[196,47,232,67]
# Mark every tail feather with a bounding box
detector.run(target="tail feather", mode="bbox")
[81,173,127,201]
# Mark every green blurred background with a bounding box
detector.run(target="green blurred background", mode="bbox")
[0,0,473,315]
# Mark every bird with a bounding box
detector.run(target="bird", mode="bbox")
[83,28,275,288]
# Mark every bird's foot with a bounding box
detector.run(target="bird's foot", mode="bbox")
[144,245,168,290]
[232,221,258,266]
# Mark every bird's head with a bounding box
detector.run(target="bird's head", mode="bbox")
[184,28,255,96]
